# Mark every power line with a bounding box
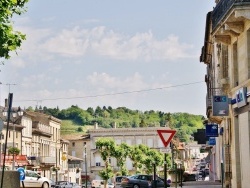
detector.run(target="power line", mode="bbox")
[16,81,204,103]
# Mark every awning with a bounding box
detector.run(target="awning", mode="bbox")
[1,155,29,166]
[81,175,90,180]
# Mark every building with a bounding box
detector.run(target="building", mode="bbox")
[88,124,172,180]
[200,0,250,187]
[64,133,91,184]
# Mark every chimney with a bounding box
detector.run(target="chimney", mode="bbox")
[113,122,117,129]
[4,99,7,107]
[94,122,98,129]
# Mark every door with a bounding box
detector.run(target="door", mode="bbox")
[25,171,40,187]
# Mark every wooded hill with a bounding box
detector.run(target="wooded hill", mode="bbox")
[38,105,205,142]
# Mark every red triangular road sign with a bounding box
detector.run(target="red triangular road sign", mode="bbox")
[157,130,176,147]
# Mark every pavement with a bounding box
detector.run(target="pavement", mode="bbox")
[169,180,221,188]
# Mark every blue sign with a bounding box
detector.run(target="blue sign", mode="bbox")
[236,87,247,108]
[17,167,25,181]
[206,124,218,137]
[212,95,229,116]
[208,137,216,145]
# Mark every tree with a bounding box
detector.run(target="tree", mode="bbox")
[96,138,115,188]
[139,119,147,127]
[8,147,20,155]
[128,145,144,174]
[113,143,130,176]
[0,0,29,59]
[76,127,83,132]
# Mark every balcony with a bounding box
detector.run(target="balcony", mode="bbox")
[39,156,56,164]
[212,0,250,31]
[32,122,51,136]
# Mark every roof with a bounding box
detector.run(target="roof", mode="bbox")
[61,134,90,141]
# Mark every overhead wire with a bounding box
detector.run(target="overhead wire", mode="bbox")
[15,81,204,103]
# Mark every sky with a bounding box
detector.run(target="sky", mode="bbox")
[0,0,215,115]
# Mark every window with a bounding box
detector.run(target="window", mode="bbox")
[136,139,142,145]
[72,142,75,147]
[95,155,101,166]
[222,44,228,79]
[233,42,238,86]
[126,139,131,145]
[147,138,153,148]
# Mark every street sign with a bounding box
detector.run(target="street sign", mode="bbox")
[157,130,176,147]
[17,167,25,181]
[212,95,229,116]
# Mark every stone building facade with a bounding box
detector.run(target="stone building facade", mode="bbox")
[200,1,250,187]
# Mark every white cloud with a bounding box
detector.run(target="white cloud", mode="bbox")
[86,72,148,91]
[14,25,196,63]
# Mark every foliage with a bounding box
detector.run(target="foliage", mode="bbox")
[113,143,130,175]
[0,0,29,59]
[96,138,170,176]
[42,105,205,142]
[8,146,20,155]
[96,138,115,183]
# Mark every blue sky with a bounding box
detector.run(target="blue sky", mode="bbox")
[0,1,215,115]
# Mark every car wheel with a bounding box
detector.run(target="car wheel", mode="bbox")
[42,182,49,188]
[133,184,140,188]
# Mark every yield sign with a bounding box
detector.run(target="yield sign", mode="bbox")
[157,130,176,147]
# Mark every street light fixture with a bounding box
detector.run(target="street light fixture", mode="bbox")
[2,106,23,170]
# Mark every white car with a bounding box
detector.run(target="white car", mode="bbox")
[91,180,114,188]
[20,170,51,188]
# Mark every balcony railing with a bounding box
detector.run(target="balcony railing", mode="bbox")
[39,156,56,164]
[212,0,250,30]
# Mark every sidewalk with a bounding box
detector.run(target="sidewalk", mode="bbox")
[170,180,221,188]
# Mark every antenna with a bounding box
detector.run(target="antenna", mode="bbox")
[5,83,17,93]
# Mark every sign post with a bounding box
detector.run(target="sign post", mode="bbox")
[17,167,25,188]
[157,130,176,188]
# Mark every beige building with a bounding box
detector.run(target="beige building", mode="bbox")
[66,124,174,181]
[89,124,172,180]
[200,1,250,187]
[65,134,91,184]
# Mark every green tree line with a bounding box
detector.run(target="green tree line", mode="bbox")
[32,105,205,142]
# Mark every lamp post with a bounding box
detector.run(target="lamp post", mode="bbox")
[0,93,13,188]
[2,106,23,170]
[55,139,61,183]
[84,144,87,188]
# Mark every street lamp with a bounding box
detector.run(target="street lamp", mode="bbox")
[0,93,18,188]
[84,144,87,188]
[55,139,61,183]
[2,106,23,170]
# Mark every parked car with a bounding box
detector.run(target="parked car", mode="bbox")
[20,170,51,188]
[115,176,127,188]
[70,182,81,188]
[121,174,170,188]
[50,179,56,187]
[82,181,91,188]
[182,172,196,182]
[91,180,114,188]
[55,181,73,188]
